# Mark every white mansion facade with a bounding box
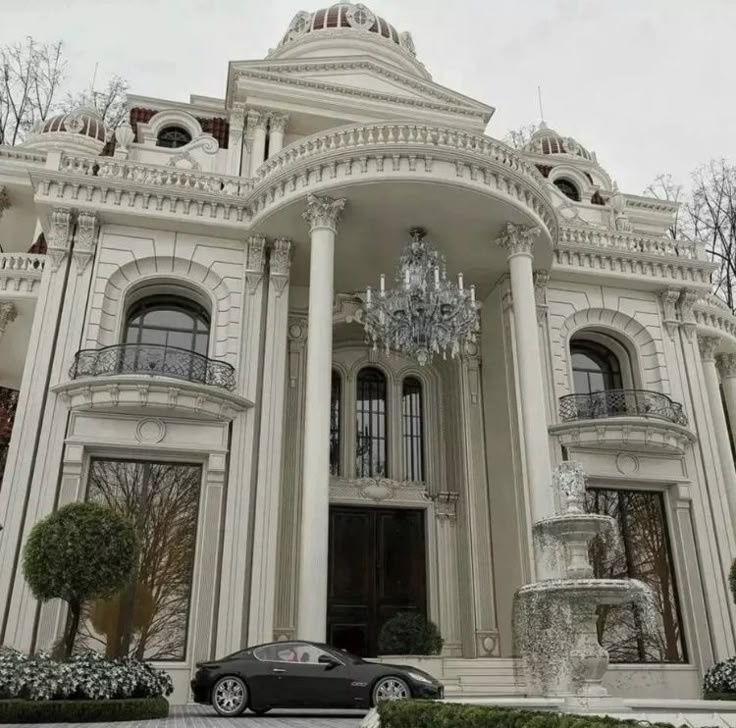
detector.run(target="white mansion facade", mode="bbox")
[1,3,736,704]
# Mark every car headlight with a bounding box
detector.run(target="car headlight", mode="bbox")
[407,671,433,684]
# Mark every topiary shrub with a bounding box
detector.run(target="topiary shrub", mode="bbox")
[377,612,443,656]
[22,502,139,659]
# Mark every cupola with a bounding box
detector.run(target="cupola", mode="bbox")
[22,107,109,155]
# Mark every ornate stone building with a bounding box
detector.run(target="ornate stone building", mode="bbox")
[0,2,735,705]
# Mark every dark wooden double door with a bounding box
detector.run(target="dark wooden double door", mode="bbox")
[327,506,427,658]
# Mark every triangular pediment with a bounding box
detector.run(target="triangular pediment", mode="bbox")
[227,57,494,125]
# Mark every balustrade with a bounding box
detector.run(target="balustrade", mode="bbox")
[559,388,688,426]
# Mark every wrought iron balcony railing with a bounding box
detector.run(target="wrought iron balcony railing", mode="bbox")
[559,389,688,427]
[70,343,236,391]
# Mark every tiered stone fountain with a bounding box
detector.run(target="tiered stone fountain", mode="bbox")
[513,461,656,712]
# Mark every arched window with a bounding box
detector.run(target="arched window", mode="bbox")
[125,296,210,355]
[402,377,424,482]
[571,340,623,395]
[330,370,341,476]
[156,126,192,149]
[356,367,387,478]
[554,178,581,202]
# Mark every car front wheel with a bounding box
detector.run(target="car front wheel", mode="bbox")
[212,675,248,717]
[372,676,410,704]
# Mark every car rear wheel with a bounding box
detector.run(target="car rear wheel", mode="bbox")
[212,675,248,717]
[372,676,410,704]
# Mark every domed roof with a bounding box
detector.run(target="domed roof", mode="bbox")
[40,108,107,142]
[523,123,592,161]
[278,3,416,56]
[22,107,108,154]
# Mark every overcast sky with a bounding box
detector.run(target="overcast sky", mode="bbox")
[3,0,734,193]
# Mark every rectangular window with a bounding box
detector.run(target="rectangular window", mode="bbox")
[330,371,341,476]
[402,378,424,482]
[79,459,202,661]
[356,368,387,478]
[586,488,686,663]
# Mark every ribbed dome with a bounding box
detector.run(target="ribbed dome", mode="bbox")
[279,4,416,56]
[523,124,591,161]
[40,107,107,143]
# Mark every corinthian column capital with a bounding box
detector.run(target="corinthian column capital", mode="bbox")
[717,353,736,379]
[303,194,346,234]
[269,113,289,133]
[698,335,720,362]
[495,222,540,258]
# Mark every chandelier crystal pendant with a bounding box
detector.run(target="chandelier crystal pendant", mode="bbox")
[361,228,480,366]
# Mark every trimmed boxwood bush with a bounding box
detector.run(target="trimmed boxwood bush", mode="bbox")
[377,701,689,728]
[378,612,443,655]
[0,697,168,723]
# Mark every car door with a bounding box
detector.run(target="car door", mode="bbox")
[276,646,355,709]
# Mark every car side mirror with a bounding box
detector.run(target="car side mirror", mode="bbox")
[318,654,340,669]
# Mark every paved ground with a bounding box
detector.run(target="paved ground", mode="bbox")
[1,704,367,727]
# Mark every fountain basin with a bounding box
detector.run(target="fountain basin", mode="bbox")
[534,513,615,539]
[517,578,647,607]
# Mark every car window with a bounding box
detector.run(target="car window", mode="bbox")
[253,643,339,664]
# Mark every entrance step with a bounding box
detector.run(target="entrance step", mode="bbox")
[375,657,527,696]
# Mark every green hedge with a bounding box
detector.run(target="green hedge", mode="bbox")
[377,701,689,728]
[704,692,736,701]
[0,697,169,724]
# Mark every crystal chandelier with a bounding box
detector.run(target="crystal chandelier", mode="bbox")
[362,228,479,366]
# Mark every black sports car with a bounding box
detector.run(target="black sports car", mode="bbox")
[191,640,443,717]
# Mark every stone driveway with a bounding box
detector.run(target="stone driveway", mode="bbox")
[1,704,366,727]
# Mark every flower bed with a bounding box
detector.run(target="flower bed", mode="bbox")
[376,701,686,727]
[704,656,736,700]
[0,649,172,723]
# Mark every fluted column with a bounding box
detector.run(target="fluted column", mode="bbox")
[248,110,268,177]
[268,114,288,157]
[701,338,736,525]
[297,194,346,642]
[496,223,554,526]
[227,105,246,176]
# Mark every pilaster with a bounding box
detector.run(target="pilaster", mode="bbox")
[273,316,308,642]
[228,104,246,177]
[248,237,293,644]
[268,113,289,157]
[0,186,10,221]
[248,110,269,177]
[0,207,79,648]
[215,235,268,656]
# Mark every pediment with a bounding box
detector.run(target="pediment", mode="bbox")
[228,57,494,124]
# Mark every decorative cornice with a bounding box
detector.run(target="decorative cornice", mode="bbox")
[303,194,346,234]
[270,237,291,297]
[717,353,736,379]
[495,222,540,258]
[46,208,73,271]
[73,210,99,273]
[698,335,719,362]
[245,234,267,294]
[0,302,18,338]
[230,59,490,120]
[0,253,45,299]
[330,476,427,505]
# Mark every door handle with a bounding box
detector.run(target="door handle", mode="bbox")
[272,668,286,673]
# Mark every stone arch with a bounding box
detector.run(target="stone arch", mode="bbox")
[554,307,669,396]
[86,256,236,364]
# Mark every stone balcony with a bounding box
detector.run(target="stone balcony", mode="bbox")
[0,253,45,300]
[550,389,695,454]
[56,343,252,421]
